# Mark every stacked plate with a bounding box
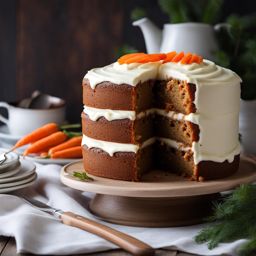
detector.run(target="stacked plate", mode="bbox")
[0,148,37,193]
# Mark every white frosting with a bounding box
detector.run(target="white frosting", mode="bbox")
[191,113,240,164]
[83,106,136,121]
[84,62,160,89]
[83,105,198,123]
[83,59,241,164]
[82,135,155,156]
[82,135,191,156]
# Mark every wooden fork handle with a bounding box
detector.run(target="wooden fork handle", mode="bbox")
[61,212,155,256]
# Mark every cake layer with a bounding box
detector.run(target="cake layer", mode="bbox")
[83,79,155,111]
[154,115,199,146]
[82,141,239,181]
[154,80,196,114]
[82,145,153,181]
[82,111,199,145]
[83,78,197,114]
[82,112,153,144]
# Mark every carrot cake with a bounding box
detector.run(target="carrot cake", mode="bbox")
[81,52,241,181]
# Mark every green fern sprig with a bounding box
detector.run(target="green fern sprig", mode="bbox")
[195,184,256,256]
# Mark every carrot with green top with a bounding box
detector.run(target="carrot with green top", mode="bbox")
[13,123,59,149]
[48,136,82,155]
[23,131,68,156]
[51,146,82,159]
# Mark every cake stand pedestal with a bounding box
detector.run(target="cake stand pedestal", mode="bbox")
[60,157,256,227]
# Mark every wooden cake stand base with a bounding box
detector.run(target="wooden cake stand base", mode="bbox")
[60,157,256,227]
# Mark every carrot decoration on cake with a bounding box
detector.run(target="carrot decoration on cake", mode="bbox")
[118,53,166,64]
[118,51,203,64]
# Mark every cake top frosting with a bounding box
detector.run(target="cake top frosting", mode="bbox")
[84,51,241,89]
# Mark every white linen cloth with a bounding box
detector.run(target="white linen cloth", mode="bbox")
[0,163,246,255]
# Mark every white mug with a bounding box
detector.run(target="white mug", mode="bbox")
[0,102,66,136]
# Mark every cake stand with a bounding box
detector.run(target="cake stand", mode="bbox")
[60,156,256,227]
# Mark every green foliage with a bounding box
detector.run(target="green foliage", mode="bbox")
[215,14,256,100]
[158,0,189,23]
[73,171,93,181]
[131,7,146,21]
[115,44,138,59]
[195,184,256,256]
[158,0,223,24]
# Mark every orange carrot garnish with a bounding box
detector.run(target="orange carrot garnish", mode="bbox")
[118,53,146,64]
[118,52,145,62]
[172,52,185,62]
[51,146,82,159]
[48,136,82,155]
[143,53,166,63]
[13,123,59,149]
[123,54,148,64]
[23,131,68,156]
[118,52,203,65]
[118,53,166,64]
[163,51,177,63]
[188,54,203,64]
[181,53,193,64]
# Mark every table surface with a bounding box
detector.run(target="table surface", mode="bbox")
[0,236,196,256]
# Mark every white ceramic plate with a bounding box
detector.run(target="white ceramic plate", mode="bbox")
[25,156,82,165]
[0,164,35,184]
[0,178,36,193]
[0,163,21,178]
[0,173,37,189]
[0,148,19,171]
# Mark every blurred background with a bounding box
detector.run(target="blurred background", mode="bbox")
[0,0,256,124]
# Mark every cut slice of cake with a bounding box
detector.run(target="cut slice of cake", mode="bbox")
[81,52,241,181]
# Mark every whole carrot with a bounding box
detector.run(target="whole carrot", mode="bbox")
[23,131,67,156]
[13,123,59,149]
[51,146,82,159]
[48,136,82,155]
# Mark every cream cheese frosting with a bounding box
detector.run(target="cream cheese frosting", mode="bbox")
[83,106,197,123]
[82,135,191,156]
[83,59,241,164]
[84,62,160,89]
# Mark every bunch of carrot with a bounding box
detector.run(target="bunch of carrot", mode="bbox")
[117,51,203,65]
[13,123,82,159]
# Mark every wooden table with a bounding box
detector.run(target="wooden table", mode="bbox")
[0,236,195,256]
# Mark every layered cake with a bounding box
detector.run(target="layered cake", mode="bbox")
[82,52,241,181]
